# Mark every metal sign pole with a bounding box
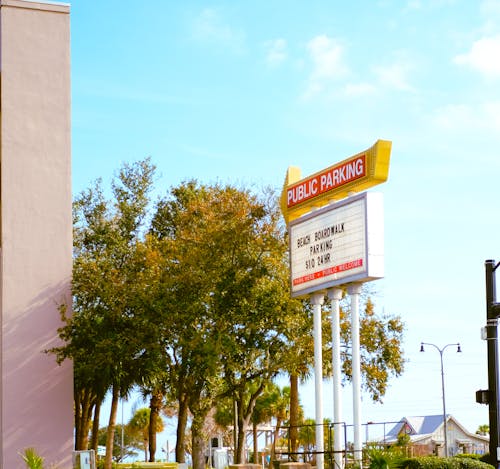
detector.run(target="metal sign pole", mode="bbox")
[328,287,344,469]
[348,283,363,467]
[311,292,325,469]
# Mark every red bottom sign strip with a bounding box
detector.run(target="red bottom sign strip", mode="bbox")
[292,258,363,286]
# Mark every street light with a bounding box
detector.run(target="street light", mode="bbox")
[420,342,461,457]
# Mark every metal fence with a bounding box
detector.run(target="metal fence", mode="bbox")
[273,421,403,469]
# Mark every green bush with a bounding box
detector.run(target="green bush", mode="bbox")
[479,455,490,465]
[400,456,494,469]
[97,460,120,469]
[452,458,494,469]
[366,446,405,469]
[20,448,44,469]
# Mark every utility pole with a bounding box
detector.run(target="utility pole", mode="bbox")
[485,260,500,468]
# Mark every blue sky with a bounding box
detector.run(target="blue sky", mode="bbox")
[71,0,500,450]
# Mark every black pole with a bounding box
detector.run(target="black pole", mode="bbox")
[485,259,500,468]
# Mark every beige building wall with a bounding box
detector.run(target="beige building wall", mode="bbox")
[0,1,73,468]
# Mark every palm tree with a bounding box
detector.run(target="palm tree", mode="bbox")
[128,407,165,461]
[476,424,489,436]
[268,385,290,462]
[298,419,316,463]
[252,383,297,463]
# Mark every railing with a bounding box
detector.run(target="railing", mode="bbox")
[273,421,404,469]
[115,463,178,469]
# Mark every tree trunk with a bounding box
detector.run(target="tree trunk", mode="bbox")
[236,415,246,464]
[90,398,102,452]
[191,412,208,469]
[176,392,189,463]
[253,421,258,464]
[235,382,265,463]
[289,373,299,460]
[104,384,120,469]
[75,389,82,450]
[76,388,93,450]
[149,391,162,462]
[236,410,253,463]
[271,417,282,463]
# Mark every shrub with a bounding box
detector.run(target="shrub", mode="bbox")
[400,456,494,469]
[366,446,404,469]
[479,455,490,465]
[21,448,44,469]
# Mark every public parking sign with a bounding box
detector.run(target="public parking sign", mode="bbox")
[289,191,384,297]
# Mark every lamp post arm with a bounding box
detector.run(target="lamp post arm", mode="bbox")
[420,342,461,458]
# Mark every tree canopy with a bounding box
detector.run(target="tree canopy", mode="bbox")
[50,158,405,469]
[148,181,306,466]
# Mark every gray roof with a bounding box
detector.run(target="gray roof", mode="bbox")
[386,415,446,438]
[381,414,489,446]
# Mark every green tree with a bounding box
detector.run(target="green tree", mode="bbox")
[148,389,166,462]
[97,424,141,462]
[133,238,174,462]
[149,180,405,467]
[50,158,405,469]
[281,292,404,457]
[50,158,158,469]
[253,382,303,463]
[338,296,405,402]
[268,385,290,462]
[150,182,298,469]
[477,424,489,436]
[278,303,313,458]
[127,407,165,462]
[298,418,316,462]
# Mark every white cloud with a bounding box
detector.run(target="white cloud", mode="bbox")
[373,59,415,92]
[431,103,474,130]
[307,35,349,80]
[427,101,500,169]
[431,101,500,133]
[302,35,349,100]
[264,38,287,67]
[191,8,245,53]
[485,100,500,129]
[342,82,377,97]
[454,35,500,78]
[480,0,500,17]
[405,0,422,10]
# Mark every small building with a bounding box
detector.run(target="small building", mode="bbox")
[382,415,489,457]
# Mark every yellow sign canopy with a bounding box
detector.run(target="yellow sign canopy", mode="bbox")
[280,139,392,223]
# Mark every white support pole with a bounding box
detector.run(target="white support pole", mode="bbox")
[348,283,363,466]
[328,287,344,469]
[311,292,325,469]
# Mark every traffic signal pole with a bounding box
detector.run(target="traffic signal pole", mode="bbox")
[485,260,500,468]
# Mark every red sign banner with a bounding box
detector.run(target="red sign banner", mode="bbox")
[292,258,364,286]
[280,139,391,224]
[286,155,366,209]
